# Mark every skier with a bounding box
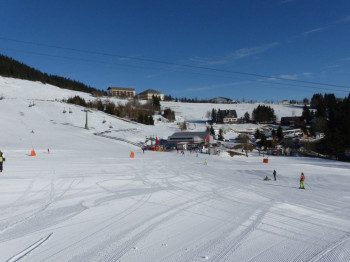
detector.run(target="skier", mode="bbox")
[0,150,5,172]
[264,176,271,181]
[299,172,305,189]
[204,159,207,165]
[273,170,276,181]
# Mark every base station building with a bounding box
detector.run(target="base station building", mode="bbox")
[167,131,213,149]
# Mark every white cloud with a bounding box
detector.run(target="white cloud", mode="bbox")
[189,42,279,66]
[302,15,350,37]
[302,26,330,36]
[322,64,341,69]
[228,42,279,60]
[279,74,298,80]
[270,72,312,81]
[189,56,229,66]
[303,72,312,77]
[183,81,252,93]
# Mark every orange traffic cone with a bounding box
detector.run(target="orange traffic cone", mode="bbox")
[130,152,134,158]
[30,150,36,156]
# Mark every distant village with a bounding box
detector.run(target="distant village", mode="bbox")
[105,87,342,161]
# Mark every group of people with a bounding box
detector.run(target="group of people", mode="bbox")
[0,150,5,172]
[272,169,306,189]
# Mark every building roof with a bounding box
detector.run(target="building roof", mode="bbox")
[168,131,210,140]
[138,89,163,95]
[281,116,303,121]
[108,87,135,91]
[211,97,231,101]
[223,109,237,118]
[210,97,233,103]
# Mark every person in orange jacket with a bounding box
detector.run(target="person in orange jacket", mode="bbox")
[299,172,305,189]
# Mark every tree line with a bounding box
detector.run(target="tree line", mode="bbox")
[65,95,176,126]
[307,93,350,157]
[0,54,106,96]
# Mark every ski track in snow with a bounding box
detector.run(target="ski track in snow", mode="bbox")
[38,181,154,261]
[6,233,53,262]
[0,172,84,242]
[305,233,350,262]
[0,171,55,236]
[103,201,205,262]
[203,205,271,262]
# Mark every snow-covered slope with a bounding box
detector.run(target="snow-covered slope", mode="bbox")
[161,101,303,123]
[0,77,349,262]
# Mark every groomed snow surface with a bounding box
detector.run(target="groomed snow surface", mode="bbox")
[0,77,350,262]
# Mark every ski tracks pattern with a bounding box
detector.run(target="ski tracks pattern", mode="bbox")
[6,233,53,262]
[98,197,212,262]
[305,233,350,262]
[209,205,271,262]
[177,203,272,262]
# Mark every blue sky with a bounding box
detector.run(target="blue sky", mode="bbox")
[1,0,350,101]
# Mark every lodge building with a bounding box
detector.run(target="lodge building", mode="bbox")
[107,87,136,98]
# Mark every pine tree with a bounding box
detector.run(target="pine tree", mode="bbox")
[138,114,144,124]
[148,115,154,125]
[252,105,276,123]
[254,128,262,139]
[211,108,217,123]
[218,129,224,141]
[259,133,268,148]
[302,104,312,124]
[244,111,250,122]
[217,109,224,124]
[152,95,161,111]
[277,126,283,141]
[210,125,215,136]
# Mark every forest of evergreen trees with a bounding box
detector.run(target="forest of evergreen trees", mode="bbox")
[0,54,106,96]
[308,93,350,158]
[252,105,276,123]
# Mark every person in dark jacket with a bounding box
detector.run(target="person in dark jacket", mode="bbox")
[0,150,5,172]
[273,170,277,181]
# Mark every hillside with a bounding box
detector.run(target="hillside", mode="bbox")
[0,54,106,95]
[0,77,349,261]
[0,76,303,144]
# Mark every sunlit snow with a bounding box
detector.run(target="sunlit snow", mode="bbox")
[0,76,349,261]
